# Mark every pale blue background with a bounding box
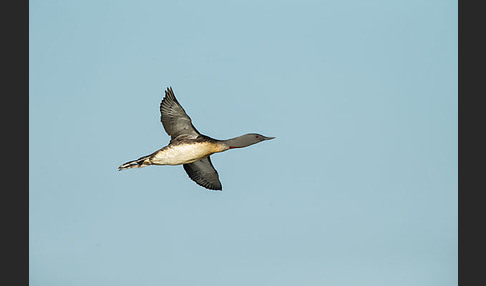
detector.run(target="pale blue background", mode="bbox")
[29,0,458,285]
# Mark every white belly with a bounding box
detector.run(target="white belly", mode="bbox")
[151,142,226,165]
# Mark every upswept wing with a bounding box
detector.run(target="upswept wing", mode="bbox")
[160,87,201,141]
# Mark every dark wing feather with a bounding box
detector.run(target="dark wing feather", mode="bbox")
[183,156,222,190]
[160,87,201,141]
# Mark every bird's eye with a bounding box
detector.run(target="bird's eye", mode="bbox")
[255,135,259,138]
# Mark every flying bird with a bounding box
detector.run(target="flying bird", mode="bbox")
[118,87,275,190]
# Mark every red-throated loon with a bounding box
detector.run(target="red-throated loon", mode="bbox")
[118,87,275,190]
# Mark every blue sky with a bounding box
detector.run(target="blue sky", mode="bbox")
[29,0,457,285]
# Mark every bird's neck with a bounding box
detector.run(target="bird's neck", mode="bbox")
[221,134,259,149]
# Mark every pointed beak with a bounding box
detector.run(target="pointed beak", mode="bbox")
[264,136,275,140]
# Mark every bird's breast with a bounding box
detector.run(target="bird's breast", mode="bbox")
[151,142,228,165]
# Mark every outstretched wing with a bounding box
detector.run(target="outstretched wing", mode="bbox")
[183,156,222,190]
[160,87,201,141]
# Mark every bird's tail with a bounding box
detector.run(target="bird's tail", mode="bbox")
[118,155,151,171]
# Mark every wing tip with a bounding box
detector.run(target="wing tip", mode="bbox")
[164,86,174,97]
[208,185,223,191]
[191,177,223,191]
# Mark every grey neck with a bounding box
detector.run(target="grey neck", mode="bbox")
[222,133,275,149]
